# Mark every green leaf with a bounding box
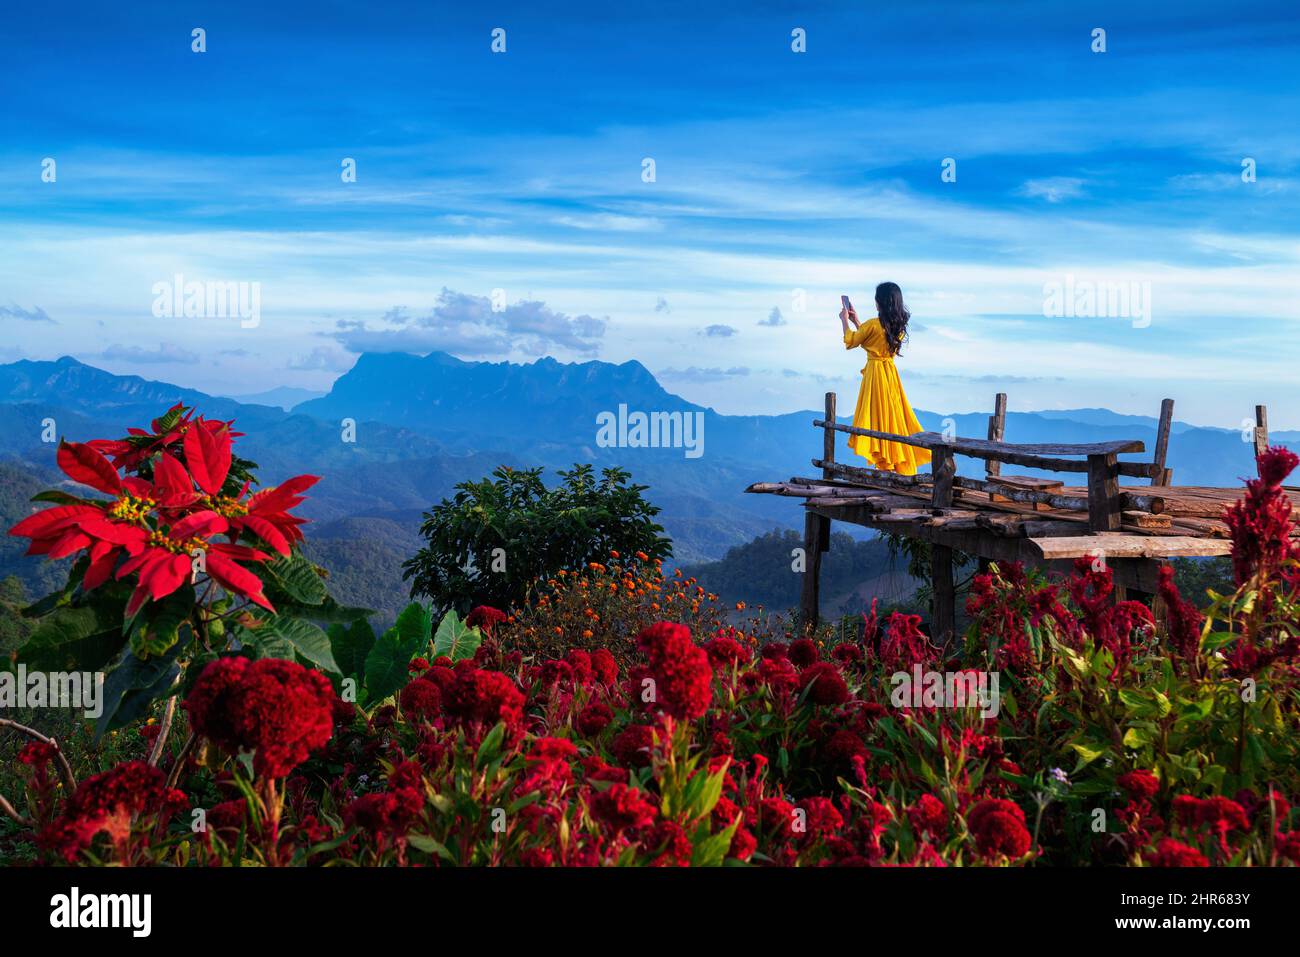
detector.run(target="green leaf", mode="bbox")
[30,489,98,506]
[95,636,190,737]
[1069,741,1108,771]
[396,602,434,648]
[264,553,328,605]
[406,833,456,863]
[327,618,376,682]
[17,602,127,673]
[364,620,427,703]
[691,814,741,867]
[433,609,483,663]
[254,615,339,673]
[475,722,507,768]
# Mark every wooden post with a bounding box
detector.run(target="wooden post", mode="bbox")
[817,393,835,553]
[1254,405,1269,469]
[1087,453,1121,532]
[930,446,957,643]
[1150,398,1174,486]
[986,392,1007,477]
[799,510,824,633]
[822,393,837,479]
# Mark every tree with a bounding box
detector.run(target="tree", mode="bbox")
[402,464,672,615]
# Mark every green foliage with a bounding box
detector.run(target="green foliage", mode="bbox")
[403,464,672,615]
[683,527,923,616]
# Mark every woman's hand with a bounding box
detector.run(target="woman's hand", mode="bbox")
[839,304,859,328]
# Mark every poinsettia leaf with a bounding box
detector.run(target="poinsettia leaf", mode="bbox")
[264,553,327,605]
[17,601,128,673]
[432,609,481,663]
[30,489,99,506]
[95,636,190,738]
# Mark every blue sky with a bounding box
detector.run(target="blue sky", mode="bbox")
[1,0,1297,426]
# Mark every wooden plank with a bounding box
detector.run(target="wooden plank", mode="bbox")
[986,392,1007,478]
[1151,398,1174,486]
[1123,510,1171,529]
[803,505,1168,592]
[813,459,1166,515]
[1087,453,1121,532]
[812,420,1144,458]
[1030,535,1233,559]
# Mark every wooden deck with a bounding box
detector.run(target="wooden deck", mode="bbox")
[747,392,1288,640]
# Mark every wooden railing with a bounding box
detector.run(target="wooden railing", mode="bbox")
[811,392,1171,534]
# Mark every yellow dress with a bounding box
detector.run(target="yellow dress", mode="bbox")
[843,318,932,475]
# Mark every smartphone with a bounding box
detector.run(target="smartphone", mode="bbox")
[840,295,853,313]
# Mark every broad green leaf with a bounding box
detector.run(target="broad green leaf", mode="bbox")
[432,609,482,662]
[327,618,376,682]
[253,615,339,673]
[95,637,189,737]
[364,621,427,702]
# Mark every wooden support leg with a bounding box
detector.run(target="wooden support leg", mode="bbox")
[799,510,825,633]
[931,543,955,645]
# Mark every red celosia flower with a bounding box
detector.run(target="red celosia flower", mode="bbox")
[788,638,818,668]
[443,667,525,730]
[798,662,850,706]
[967,798,1031,861]
[466,605,507,634]
[636,622,713,720]
[577,701,614,736]
[908,794,949,836]
[1157,566,1204,666]
[704,633,748,669]
[590,783,657,833]
[589,649,619,686]
[346,788,424,839]
[1225,446,1298,587]
[611,724,657,769]
[185,657,336,778]
[1117,769,1160,802]
[832,642,864,666]
[645,819,692,866]
[38,761,185,862]
[1146,838,1209,867]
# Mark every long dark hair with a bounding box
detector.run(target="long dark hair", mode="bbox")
[875,281,910,356]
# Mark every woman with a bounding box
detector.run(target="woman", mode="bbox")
[839,281,932,475]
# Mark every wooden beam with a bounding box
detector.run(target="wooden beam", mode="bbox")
[1030,535,1233,559]
[1087,453,1121,532]
[986,392,1007,478]
[812,419,1145,457]
[1151,398,1174,486]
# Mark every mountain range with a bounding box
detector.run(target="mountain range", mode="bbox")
[0,352,1292,623]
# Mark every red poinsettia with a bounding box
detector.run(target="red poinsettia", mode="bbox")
[7,409,317,615]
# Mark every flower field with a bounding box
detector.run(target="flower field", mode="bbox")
[2,408,1299,867]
